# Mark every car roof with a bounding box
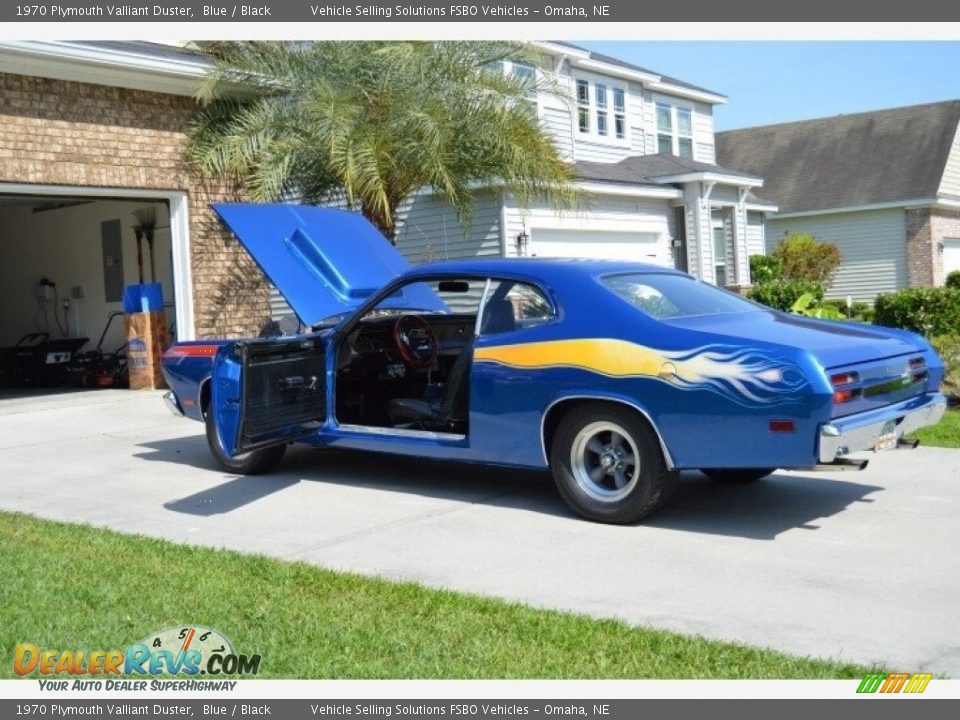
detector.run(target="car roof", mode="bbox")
[401,257,685,282]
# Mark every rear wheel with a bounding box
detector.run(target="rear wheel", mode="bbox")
[204,408,286,475]
[700,468,775,483]
[550,403,677,524]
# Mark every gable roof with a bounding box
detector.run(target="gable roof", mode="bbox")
[715,100,960,214]
[549,41,725,100]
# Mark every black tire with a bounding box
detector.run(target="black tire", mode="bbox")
[700,468,775,483]
[550,403,677,524]
[204,409,286,475]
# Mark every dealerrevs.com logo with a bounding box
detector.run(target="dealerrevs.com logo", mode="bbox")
[13,626,261,687]
[857,672,933,694]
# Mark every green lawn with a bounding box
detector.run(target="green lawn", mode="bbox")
[0,512,869,680]
[909,408,960,449]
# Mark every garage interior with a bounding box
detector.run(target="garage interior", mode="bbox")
[0,193,176,395]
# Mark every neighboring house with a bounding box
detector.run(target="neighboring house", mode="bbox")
[0,40,271,352]
[394,41,775,290]
[716,100,960,302]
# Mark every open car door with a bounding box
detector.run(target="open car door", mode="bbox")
[211,335,326,456]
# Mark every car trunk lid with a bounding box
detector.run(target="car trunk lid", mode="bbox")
[665,311,921,369]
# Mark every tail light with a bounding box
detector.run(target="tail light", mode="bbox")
[831,371,861,404]
[909,357,928,383]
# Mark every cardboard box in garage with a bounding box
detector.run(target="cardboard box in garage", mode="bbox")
[123,284,169,390]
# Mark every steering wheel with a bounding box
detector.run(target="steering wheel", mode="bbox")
[392,314,437,370]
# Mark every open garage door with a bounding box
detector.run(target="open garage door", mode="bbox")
[0,187,190,395]
[529,228,663,264]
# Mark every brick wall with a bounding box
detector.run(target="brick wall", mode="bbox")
[905,208,934,287]
[0,72,271,339]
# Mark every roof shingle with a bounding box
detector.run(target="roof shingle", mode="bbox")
[715,100,960,214]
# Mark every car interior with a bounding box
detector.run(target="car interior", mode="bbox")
[333,277,551,435]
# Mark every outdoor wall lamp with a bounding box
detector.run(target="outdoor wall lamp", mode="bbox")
[516,231,530,256]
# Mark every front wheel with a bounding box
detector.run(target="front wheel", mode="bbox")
[550,403,677,524]
[700,468,775,483]
[204,409,286,475]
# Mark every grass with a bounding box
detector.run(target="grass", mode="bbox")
[909,408,960,449]
[0,511,869,680]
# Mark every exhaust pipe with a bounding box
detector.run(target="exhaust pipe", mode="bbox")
[813,457,869,472]
[898,438,920,450]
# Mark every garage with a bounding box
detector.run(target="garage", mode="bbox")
[0,185,191,394]
[529,227,663,264]
[0,41,277,398]
[944,238,960,280]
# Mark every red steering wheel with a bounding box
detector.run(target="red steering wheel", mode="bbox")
[392,314,437,370]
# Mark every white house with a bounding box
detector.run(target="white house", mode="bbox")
[717,100,960,302]
[393,42,776,289]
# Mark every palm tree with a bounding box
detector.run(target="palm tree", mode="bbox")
[187,41,576,243]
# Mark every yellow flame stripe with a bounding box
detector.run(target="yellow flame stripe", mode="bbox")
[473,339,668,378]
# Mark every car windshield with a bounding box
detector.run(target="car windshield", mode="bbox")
[601,272,764,319]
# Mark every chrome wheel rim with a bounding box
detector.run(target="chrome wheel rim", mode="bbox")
[570,421,640,503]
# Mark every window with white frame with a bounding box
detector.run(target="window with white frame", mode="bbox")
[656,101,694,158]
[576,79,590,133]
[575,77,628,141]
[613,87,626,139]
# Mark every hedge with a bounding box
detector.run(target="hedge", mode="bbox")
[873,287,960,337]
[931,335,960,399]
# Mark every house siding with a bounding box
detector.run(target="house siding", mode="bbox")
[937,121,960,198]
[746,211,766,259]
[541,105,574,160]
[692,102,716,164]
[394,190,503,264]
[0,71,268,339]
[768,209,907,302]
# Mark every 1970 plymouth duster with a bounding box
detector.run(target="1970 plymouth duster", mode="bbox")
[162,204,947,523]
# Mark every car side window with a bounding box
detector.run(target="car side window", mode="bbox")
[480,281,555,335]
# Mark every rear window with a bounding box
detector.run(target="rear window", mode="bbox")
[601,273,763,319]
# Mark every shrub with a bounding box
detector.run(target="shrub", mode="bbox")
[747,280,824,311]
[930,335,960,398]
[821,299,874,323]
[873,287,960,337]
[749,254,782,284]
[770,233,843,284]
[791,293,844,320]
[946,271,960,290]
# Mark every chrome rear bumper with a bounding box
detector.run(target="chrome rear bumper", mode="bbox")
[819,393,947,463]
[162,391,185,417]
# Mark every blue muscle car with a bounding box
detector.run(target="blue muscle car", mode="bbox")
[162,204,947,524]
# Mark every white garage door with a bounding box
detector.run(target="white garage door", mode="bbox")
[944,238,960,278]
[530,228,662,264]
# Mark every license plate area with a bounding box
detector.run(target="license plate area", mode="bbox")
[873,419,899,452]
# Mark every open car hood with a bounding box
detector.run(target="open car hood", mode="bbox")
[213,203,445,327]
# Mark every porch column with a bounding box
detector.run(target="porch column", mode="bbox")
[682,182,714,283]
[731,187,751,288]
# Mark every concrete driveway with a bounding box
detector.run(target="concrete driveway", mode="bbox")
[1,389,959,675]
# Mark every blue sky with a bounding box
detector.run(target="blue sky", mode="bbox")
[577,42,960,130]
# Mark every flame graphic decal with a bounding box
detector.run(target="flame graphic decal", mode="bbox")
[473,339,808,408]
[660,345,808,407]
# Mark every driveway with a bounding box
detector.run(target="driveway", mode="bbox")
[1,389,959,675]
